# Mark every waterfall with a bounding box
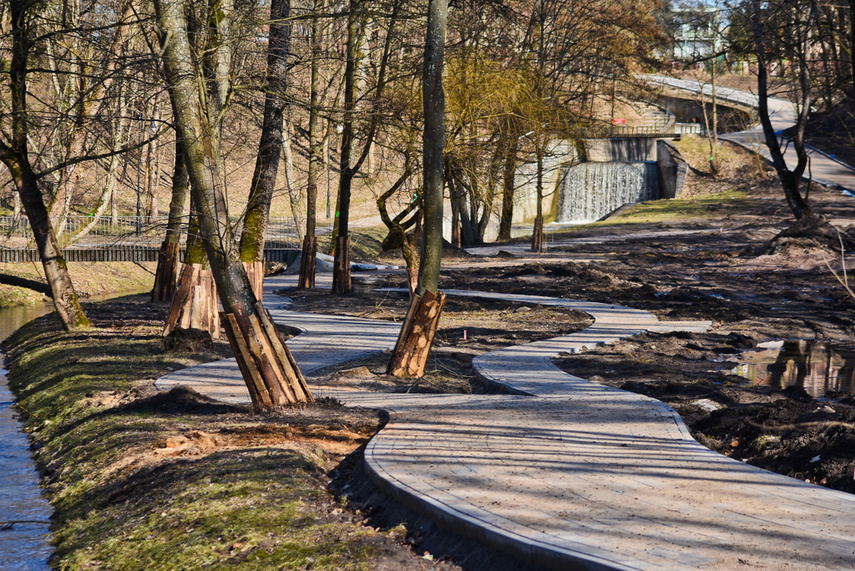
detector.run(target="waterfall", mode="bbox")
[557,162,659,223]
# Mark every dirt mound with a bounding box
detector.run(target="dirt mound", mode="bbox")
[163,327,214,353]
[764,214,855,255]
[119,386,247,415]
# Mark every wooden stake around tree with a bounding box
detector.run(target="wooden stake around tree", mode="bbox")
[387,291,446,377]
[298,235,317,289]
[163,263,221,338]
[221,301,313,410]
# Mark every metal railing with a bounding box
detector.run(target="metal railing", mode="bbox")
[0,216,319,263]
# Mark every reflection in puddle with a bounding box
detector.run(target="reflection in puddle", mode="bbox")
[733,340,855,398]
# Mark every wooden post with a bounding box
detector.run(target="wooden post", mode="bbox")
[387,290,447,377]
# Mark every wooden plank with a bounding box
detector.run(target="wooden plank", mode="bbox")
[387,293,421,374]
[223,312,270,409]
[254,302,313,403]
[248,312,298,404]
[231,302,290,406]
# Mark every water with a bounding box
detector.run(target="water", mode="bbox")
[557,161,659,223]
[0,304,55,571]
[733,340,855,398]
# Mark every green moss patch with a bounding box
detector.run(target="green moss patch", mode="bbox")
[2,298,430,571]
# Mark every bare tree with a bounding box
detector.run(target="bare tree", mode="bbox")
[154,0,312,409]
[0,0,90,331]
[387,0,447,378]
[751,0,816,220]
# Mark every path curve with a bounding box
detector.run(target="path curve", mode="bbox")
[645,74,855,194]
[156,276,855,570]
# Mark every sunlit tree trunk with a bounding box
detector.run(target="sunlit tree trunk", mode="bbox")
[299,0,323,289]
[1,0,90,331]
[387,0,447,378]
[239,0,291,296]
[155,0,311,409]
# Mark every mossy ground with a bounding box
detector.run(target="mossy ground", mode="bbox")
[3,297,451,571]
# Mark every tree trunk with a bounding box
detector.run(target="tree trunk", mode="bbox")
[1,0,90,332]
[239,0,290,270]
[386,290,446,377]
[387,0,447,378]
[498,126,518,241]
[298,235,317,289]
[154,0,310,408]
[332,3,360,295]
[751,0,815,220]
[163,197,220,338]
[152,136,189,302]
[531,143,544,252]
[299,12,320,289]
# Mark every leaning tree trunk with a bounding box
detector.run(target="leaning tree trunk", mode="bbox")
[0,1,90,332]
[752,0,815,220]
[155,0,311,409]
[152,136,189,302]
[3,154,91,330]
[238,0,291,297]
[387,0,447,378]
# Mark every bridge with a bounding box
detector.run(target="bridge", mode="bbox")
[0,215,316,264]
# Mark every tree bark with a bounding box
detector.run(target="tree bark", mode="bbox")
[531,144,545,252]
[299,1,322,290]
[387,0,447,378]
[154,0,310,408]
[152,136,189,302]
[498,125,518,241]
[332,3,361,294]
[239,0,290,268]
[0,0,90,331]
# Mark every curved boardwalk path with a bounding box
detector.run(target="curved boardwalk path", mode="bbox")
[157,276,855,570]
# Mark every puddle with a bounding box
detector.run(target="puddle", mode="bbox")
[733,340,855,398]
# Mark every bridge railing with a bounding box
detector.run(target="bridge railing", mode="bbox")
[0,216,315,246]
[0,216,324,263]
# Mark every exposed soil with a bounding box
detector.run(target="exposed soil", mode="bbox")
[8,141,855,569]
[285,156,855,502]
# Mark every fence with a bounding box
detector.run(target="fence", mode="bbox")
[0,245,300,264]
[0,216,313,264]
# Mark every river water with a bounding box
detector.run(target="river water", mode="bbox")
[1,304,57,571]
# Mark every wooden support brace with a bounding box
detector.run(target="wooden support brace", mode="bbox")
[387,290,447,378]
[222,311,271,409]
[254,301,313,403]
